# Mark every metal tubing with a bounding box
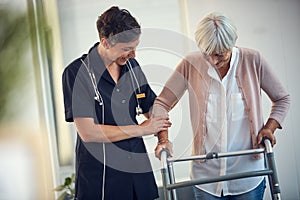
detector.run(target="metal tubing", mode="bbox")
[167,170,273,190]
[169,148,265,163]
[160,150,170,200]
[161,150,168,169]
[264,139,273,153]
[167,162,177,200]
[264,140,281,200]
[160,139,281,200]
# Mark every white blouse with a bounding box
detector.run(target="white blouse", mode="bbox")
[191,47,265,196]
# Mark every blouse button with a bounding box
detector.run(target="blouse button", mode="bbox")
[121,99,126,104]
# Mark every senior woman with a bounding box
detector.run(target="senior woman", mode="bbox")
[153,12,290,200]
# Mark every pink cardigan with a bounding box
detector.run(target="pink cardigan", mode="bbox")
[153,47,291,155]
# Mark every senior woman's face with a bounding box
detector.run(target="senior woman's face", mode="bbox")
[208,49,232,69]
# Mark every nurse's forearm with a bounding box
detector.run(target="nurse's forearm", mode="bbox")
[74,117,171,142]
[74,118,145,142]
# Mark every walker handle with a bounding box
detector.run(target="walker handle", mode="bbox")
[262,137,273,153]
[160,148,170,170]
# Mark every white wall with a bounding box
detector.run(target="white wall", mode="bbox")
[57,0,300,199]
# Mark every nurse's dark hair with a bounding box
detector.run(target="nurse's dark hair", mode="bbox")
[96,6,141,45]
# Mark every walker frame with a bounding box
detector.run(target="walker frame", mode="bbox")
[160,139,281,200]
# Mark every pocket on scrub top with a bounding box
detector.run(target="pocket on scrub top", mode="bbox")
[231,93,246,121]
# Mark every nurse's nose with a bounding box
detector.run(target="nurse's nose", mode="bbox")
[128,50,136,58]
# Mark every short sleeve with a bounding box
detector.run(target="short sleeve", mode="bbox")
[62,58,96,122]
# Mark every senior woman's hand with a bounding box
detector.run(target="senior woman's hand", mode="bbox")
[257,118,280,148]
[257,128,276,148]
[154,139,173,160]
[257,118,281,147]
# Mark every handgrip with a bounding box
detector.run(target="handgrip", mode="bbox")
[262,137,273,153]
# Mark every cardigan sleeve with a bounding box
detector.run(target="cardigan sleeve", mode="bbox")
[259,53,291,128]
[152,59,189,117]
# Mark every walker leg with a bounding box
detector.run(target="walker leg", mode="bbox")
[264,140,281,200]
[266,152,281,200]
[167,162,178,200]
[160,150,171,200]
[161,167,171,200]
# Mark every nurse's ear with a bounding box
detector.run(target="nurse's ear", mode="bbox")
[100,38,110,49]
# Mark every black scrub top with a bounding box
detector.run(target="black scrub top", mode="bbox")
[62,43,158,200]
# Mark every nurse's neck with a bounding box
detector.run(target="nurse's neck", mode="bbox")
[97,44,120,83]
[97,43,115,68]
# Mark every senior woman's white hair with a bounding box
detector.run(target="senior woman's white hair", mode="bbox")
[194,12,238,55]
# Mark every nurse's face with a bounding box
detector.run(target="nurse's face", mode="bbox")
[106,38,140,66]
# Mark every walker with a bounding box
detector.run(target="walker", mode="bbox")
[160,139,281,200]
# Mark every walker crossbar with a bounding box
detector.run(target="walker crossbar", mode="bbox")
[166,170,273,190]
[168,148,265,163]
[160,139,281,200]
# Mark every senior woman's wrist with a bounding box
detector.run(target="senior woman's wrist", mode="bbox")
[156,130,169,144]
[264,118,280,133]
[157,138,171,145]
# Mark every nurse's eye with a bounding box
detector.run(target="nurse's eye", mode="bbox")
[122,48,132,52]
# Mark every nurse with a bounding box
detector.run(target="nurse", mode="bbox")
[62,6,171,200]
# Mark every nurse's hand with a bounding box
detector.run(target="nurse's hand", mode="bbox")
[139,116,172,136]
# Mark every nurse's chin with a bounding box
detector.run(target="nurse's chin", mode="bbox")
[117,59,128,66]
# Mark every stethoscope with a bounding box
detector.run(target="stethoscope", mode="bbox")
[80,55,143,117]
[126,59,144,116]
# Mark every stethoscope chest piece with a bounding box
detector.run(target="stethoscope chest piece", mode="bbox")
[136,105,143,116]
